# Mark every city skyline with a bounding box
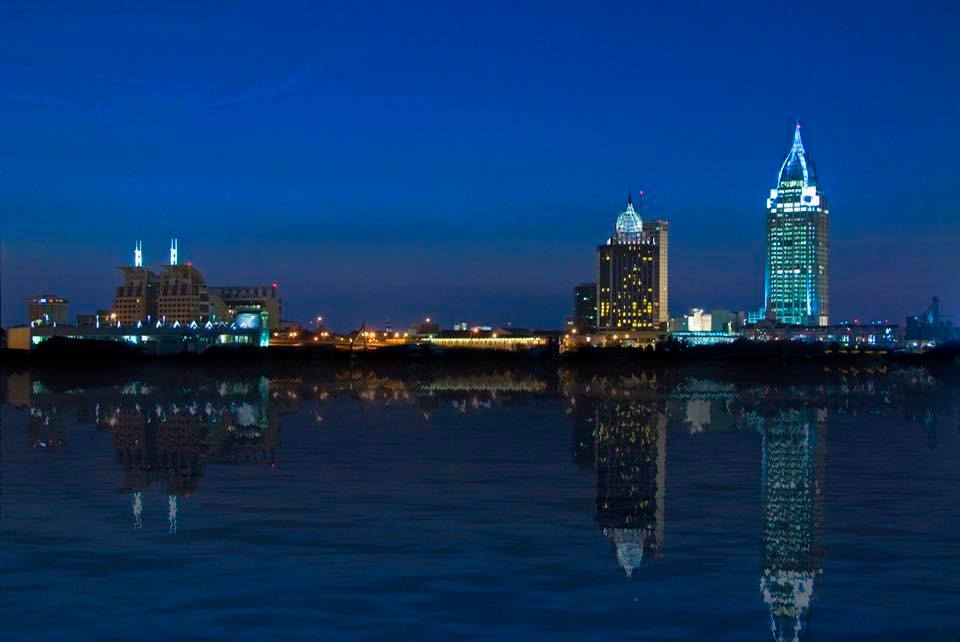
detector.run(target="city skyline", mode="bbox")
[2,3,959,328]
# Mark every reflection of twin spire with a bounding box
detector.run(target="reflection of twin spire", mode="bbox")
[129,492,178,534]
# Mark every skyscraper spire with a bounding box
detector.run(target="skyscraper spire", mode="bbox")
[169,238,178,266]
[134,240,143,268]
[765,122,829,326]
[777,121,817,188]
[792,121,804,153]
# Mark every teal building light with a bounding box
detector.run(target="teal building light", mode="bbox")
[764,124,829,326]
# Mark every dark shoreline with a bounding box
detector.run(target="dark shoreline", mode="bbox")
[3,338,958,383]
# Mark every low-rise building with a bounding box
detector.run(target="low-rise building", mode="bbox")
[209,284,281,330]
[905,297,954,349]
[423,329,551,351]
[573,282,598,331]
[7,312,269,355]
[562,329,663,352]
[742,319,899,349]
[26,295,69,325]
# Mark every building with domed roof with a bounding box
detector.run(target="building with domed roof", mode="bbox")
[764,124,829,326]
[597,195,668,330]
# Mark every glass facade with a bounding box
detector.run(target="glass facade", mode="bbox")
[765,124,829,326]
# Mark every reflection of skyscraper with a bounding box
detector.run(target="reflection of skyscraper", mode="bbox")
[567,396,596,472]
[759,408,825,642]
[594,401,667,576]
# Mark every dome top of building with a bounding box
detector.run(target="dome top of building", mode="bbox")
[611,527,645,577]
[778,123,818,188]
[615,194,643,241]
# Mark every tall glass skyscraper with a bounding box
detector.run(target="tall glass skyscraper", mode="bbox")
[765,124,829,326]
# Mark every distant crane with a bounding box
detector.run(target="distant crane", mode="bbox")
[349,323,368,352]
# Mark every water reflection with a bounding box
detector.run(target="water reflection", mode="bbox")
[757,409,824,642]
[594,401,667,576]
[2,363,959,640]
[6,372,284,532]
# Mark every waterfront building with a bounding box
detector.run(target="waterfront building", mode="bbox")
[905,296,955,348]
[26,295,69,325]
[112,240,160,324]
[156,263,224,324]
[667,308,743,334]
[743,319,899,349]
[423,328,551,351]
[561,328,662,352]
[113,266,159,325]
[709,309,745,333]
[76,310,114,327]
[765,124,829,326]
[643,220,669,324]
[209,284,281,330]
[669,330,739,346]
[573,282,598,331]
[747,306,767,325]
[6,312,269,354]
[686,308,712,332]
[112,241,278,327]
[597,196,665,330]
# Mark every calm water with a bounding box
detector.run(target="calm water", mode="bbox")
[1,362,959,641]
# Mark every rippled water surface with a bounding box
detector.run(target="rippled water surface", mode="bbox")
[2,362,959,641]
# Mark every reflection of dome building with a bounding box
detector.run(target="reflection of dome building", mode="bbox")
[759,408,825,642]
[594,401,667,576]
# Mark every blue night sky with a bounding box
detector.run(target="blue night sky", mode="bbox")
[2,1,958,329]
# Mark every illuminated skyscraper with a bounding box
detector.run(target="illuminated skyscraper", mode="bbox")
[597,196,666,330]
[765,124,829,325]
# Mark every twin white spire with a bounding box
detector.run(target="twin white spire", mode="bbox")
[131,238,181,267]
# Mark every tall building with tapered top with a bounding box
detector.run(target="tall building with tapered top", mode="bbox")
[765,124,829,326]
